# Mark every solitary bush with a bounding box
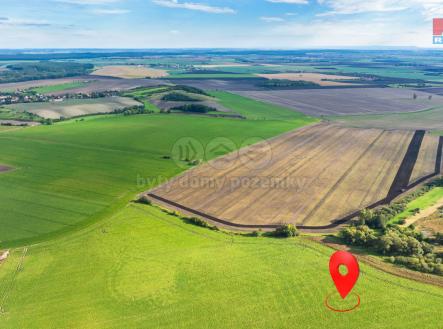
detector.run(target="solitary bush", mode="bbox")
[138,195,152,205]
[250,230,260,237]
[273,224,299,237]
[182,216,218,230]
[188,159,202,166]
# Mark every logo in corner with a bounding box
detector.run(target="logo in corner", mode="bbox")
[433,18,443,44]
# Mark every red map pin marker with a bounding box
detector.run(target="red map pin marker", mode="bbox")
[329,251,360,299]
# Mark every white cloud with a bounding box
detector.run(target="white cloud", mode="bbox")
[317,0,443,19]
[91,8,130,14]
[316,0,408,15]
[271,17,430,47]
[267,0,309,4]
[261,16,285,22]
[152,0,236,14]
[0,17,53,27]
[420,0,443,19]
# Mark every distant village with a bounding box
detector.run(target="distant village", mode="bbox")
[0,90,119,105]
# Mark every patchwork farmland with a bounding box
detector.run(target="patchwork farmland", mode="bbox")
[148,124,443,229]
[0,77,88,92]
[5,96,142,119]
[256,72,360,86]
[0,76,166,95]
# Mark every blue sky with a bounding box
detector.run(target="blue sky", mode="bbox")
[0,0,442,48]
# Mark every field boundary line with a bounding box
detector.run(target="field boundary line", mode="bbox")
[147,175,443,232]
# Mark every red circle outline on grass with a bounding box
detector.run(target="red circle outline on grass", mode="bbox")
[324,292,361,313]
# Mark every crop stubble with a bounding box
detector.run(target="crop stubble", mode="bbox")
[150,124,430,228]
[410,134,440,184]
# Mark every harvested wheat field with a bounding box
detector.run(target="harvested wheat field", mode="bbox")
[92,65,169,79]
[409,134,442,185]
[256,73,359,86]
[148,123,441,229]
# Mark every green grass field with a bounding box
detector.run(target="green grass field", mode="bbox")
[334,65,443,82]
[391,187,443,223]
[0,125,21,132]
[123,87,169,113]
[0,112,312,246]
[30,81,88,94]
[0,106,41,121]
[0,203,441,328]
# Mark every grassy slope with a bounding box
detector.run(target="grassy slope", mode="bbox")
[0,125,21,132]
[210,91,318,122]
[0,203,442,328]
[0,106,41,121]
[123,87,168,113]
[0,113,311,246]
[392,187,443,223]
[30,81,88,94]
